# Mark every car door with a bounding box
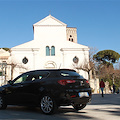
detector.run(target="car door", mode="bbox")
[5,72,34,105]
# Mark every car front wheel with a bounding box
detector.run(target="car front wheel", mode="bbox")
[0,95,7,110]
[40,94,57,114]
[73,103,86,111]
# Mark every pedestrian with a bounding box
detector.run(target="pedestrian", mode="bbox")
[99,79,105,97]
[113,84,116,93]
[109,85,112,93]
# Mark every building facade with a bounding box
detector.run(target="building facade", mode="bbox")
[9,15,89,79]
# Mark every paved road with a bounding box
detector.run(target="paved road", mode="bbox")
[0,94,120,120]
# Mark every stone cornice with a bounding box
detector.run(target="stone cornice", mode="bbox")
[33,25,66,27]
[11,48,40,51]
[60,48,89,51]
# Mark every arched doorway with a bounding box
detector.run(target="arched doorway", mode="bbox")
[44,61,57,69]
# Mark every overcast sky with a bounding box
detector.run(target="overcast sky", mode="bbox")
[0,0,120,55]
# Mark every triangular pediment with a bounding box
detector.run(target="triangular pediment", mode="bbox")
[0,48,6,54]
[0,48,10,59]
[33,15,67,26]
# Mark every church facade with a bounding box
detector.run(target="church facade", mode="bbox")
[10,15,89,79]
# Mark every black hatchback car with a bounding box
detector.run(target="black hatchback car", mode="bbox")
[0,69,91,114]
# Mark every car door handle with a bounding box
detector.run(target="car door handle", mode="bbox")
[20,85,24,87]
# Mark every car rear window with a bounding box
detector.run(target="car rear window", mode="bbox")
[60,71,84,79]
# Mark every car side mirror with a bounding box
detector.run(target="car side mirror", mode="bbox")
[8,80,13,85]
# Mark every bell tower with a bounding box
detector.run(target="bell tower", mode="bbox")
[66,27,77,43]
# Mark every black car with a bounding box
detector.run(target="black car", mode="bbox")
[0,69,91,114]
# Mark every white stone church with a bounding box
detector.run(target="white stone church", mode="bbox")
[9,15,89,79]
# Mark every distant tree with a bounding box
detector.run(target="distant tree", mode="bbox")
[93,50,120,67]
[7,54,28,80]
[94,50,120,91]
[2,48,10,51]
[73,47,97,81]
[74,59,93,81]
[100,65,114,85]
[7,62,28,80]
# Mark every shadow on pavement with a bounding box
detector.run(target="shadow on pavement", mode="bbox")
[90,94,120,105]
[0,94,119,120]
[87,94,120,118]
[0,106,96,120]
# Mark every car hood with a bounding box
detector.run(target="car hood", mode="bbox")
[0,84,10,92]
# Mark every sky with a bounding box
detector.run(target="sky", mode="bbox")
[0,0,120,54]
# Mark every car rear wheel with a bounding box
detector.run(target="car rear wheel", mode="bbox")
[0,96,7,110]
[40,94,57,114]
[73,103,86,111]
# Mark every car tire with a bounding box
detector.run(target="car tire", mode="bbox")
[73,103,86,111]
[0,95,7,110]
[40,94,57,114]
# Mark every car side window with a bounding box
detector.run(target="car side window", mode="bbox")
[31,75,42,81]
[31,71,49,81]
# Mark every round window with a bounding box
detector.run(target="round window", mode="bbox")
[73,56,79,63]
[22,57,28,64]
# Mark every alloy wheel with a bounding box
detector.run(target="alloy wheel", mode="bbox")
[41,95,54,114]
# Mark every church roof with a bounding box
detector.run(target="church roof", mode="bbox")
[11,15,89,51]
[33,15,67,26]
[11,40,37,50]
[62,41,89,50]
[11,39,89,51]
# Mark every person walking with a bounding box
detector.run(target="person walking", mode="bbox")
[113,84,116,93]
[99,79,105,97]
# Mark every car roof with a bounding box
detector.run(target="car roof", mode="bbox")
[25,69,76,74]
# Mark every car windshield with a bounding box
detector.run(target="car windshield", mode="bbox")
[13,73,30,84]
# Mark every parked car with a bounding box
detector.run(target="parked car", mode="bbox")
[0,69,91,114]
